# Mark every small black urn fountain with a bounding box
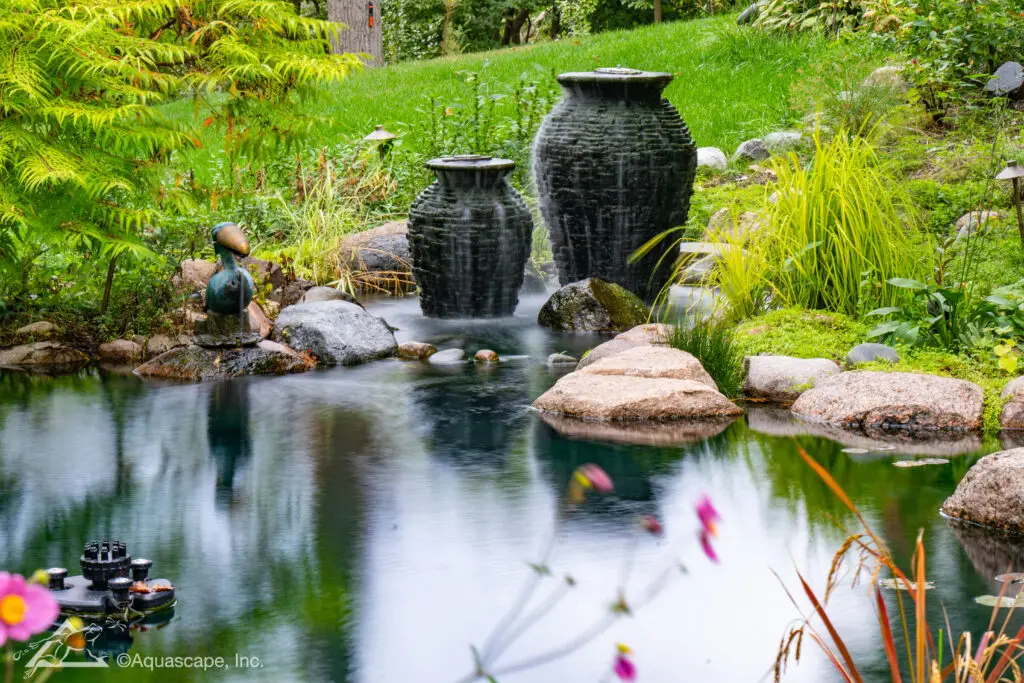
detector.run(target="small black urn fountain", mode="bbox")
[408,155,533,318]
[533,67,697,303]
[45,541,175,619]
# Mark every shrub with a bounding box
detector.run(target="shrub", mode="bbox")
[668,318,745,397]
[754,0,900,35]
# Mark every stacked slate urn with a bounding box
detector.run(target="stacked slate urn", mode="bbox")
[408,155,533,318]
[533,67,697,303]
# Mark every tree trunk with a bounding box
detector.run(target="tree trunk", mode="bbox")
[654,0,662,22]
[549,3,561,39]
[503,8,530,45]
[327,0,383,65]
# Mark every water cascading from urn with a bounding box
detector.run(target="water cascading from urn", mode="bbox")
[408,155,533,318]
[533,67,697,303]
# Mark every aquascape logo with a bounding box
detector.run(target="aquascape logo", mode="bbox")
[21,618,109,675]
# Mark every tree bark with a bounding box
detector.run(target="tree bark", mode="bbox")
[327,0,383,65]
[501,8,530,45]
[654,0,662,22]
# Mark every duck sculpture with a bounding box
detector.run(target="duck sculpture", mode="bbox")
[205,222,255,315]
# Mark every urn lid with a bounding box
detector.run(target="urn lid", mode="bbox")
[557,67,674,86]
[426,155,515,172]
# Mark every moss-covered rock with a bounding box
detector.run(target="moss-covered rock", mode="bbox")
[134,341,311,382]
[537,278,648,333]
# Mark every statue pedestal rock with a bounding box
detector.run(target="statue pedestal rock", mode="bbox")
[195,313,261,348]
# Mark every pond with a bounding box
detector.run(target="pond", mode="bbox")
[1,294,1020,682]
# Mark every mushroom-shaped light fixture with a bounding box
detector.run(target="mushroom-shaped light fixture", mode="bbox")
[997,160,1024,246]
[364,125,397,161]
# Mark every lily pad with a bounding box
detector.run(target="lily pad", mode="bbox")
[995,573,1024,584]
[893,458,949,468]
[974,595,1024,608]
[880,578,934,591]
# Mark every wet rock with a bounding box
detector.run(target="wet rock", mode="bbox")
[956,210,1003,238]
[1000,377,1024,430]
[15,321,58,340]
[134,341,310,381]
[697,147,728,171]
[272,301,397,366]
[763,131,802,152]
[175,259,218,291]
[248,301,273,339]
[539,412,736,446]
[533,373,742,421]
[98,340,143,365]
[737,2,759,24]
[474,349,499,363]
[985,62,1024,99]
[580,346,718,390]
[429,348,467,365]
[538,279,648,333]
[846,342,899,366]
[744,356,842,403]
[942,448,1024,532]
[521,268,548,294]
[547,353,579,367]
[241,256,285,290]
[792,371,983,433]
[338,221,414,291]
[863,65,908,93]
[732,138,770,163]
[0,341,89,367]
[271,279,316,308]
[300,286,358,305]
[397,342,437,360]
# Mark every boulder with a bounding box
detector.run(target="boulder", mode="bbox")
[98,339,143,365]
[241,256,285,290]
[430,348,468,365]
[474,349,499,363]
[300,286,358,305]
[338,221,414,290]
[15,321,58,340]
[539,412,735,447]
[397,342,437,360]
[985,62,1024,100]
[272,301,397,366]
[547,353,579,367]
[580,346,718,390]
[697,147,728,171]
[846,342,899,366]
[144,334,186,360]
[134,341,311,381]
[175,259,218,291]
[736,2,759,24]
[744,356,842,402]
[248,301,273,339]
[0,341,88,367]
[732,138,770,163]
[538,279,648,333]
[956,210,1003,239]
[533,373,742,421]
[1000,376,1024,430]
[941,448,1024,532]
[271,279,317,308]
[863,66,908,93]
[763,131,802,152]
[791,371,983,433]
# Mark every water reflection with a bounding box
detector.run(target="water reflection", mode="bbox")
[206,380,251,508]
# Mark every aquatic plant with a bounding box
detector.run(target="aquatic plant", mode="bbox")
[775,443,1024,682]
[667,317,746,398]
[456,463,720,682]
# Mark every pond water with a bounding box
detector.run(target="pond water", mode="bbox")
[1,294,1022,683]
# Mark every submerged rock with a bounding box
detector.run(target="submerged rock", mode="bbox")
[942,449,1024,533]
[846,342,899,366]
[134,341,310,381]
[580,346,718,390]
[397,342,437,360]
[533,373,741,421]
[15,321,58,340]
[791,371,983,433]
[429,348,468,365]
[0,341,88,367]
[547,353,579,367]
[537,279,648,333]
[743,355,842,403]
[272,301,397,366]
[697,147,728,171]
[98,339,143,365]
[474,349,499,363]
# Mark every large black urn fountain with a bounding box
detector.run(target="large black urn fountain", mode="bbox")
[533,67,697,303]
[408,155,533,318]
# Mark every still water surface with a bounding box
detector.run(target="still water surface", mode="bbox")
[1,295,1021,682]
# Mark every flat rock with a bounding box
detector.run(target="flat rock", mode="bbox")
[537,279,648,333]
[580,346,718,390]
[98,339,143,365]
[732,138,770,163]
[764,131,802,151]
[942,449,1024,532]
[616,323,673,345]
[272,300,397,366]
[134,342,311,381]
[791,371,983,433]
[533,373,742,421]
[15,321,58,340]
[248,301,273,339]
[0,341,89,367]
[697,147,728,171]
[846,343,899,366]
[1000,376,1024,430]
[429,348,468,365]
[539,412,736,446]
[578,339,646,370]
[397,342,437,360]
[744,356,842,402]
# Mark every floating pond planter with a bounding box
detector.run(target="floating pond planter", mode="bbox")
[46,541,175,619]
[408,155,533,318]
[533,67,697,303]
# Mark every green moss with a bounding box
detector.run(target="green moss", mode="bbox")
[589,279,649,327]
[735,308,868,361]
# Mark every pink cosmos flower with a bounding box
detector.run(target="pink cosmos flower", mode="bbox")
[639,515,664,536]
[577,464,613,494]
[0,572,60,646]
[614,644,636,681]
[696,496,720,536]
[700,529,719,563]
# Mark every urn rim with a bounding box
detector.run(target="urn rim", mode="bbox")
[556,68,674,85]
[426,155,516,172]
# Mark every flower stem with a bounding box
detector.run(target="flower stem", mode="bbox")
[486,577,573,665]
[5,645,13,683]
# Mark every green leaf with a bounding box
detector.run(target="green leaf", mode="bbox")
[866,306,902,317]
[867,321,902,337]
[887,278,928,290]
